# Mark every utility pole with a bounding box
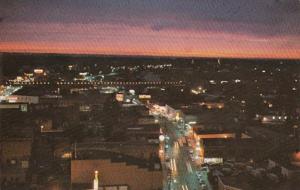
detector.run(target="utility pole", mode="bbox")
[293,125,299,139]
[74,142,77,159]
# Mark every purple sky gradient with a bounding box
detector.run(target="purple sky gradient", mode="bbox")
[1,0,300,58]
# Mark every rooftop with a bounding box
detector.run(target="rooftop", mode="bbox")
[75,150,161,171]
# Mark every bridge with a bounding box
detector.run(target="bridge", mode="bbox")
[3,80,185,87]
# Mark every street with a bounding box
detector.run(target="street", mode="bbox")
[159,117,212,190]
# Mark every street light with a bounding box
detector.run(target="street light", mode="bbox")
[40,125,44,132]
[159,135,165,142]
[293,125,298,137]
[93,170,99,190]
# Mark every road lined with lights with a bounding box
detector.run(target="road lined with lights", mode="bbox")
[4,80,185,87]
[0,86,23,102]
[158,116,212,190]
[148,103,214,189]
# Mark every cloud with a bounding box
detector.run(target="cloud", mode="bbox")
[1,0,299,31]
[0,0,299,34]
[0,0,299,58]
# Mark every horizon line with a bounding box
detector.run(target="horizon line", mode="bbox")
[1,51,299,61]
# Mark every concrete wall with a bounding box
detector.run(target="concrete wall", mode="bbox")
[71,160,163,190]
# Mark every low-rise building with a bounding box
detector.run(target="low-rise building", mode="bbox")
[0,138,32,185]
[126,123,160,143]
[71,151,163,190]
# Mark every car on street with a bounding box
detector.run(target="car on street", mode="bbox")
[196,172,202,178]
[200,166,209,172]
[201,184,207,189]
[198,178,204,184]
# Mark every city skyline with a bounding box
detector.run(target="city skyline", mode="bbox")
[1,53,300,190]
[1,1,300,189]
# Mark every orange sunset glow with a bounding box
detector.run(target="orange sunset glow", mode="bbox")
[0,0,300,59]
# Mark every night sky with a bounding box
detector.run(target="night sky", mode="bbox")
[0,0,300,59]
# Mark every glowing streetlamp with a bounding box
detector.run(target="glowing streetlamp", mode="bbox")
[40,125,44,132]
[159,135,165,142]
[93,170,99,190]
[175,112,180,122]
